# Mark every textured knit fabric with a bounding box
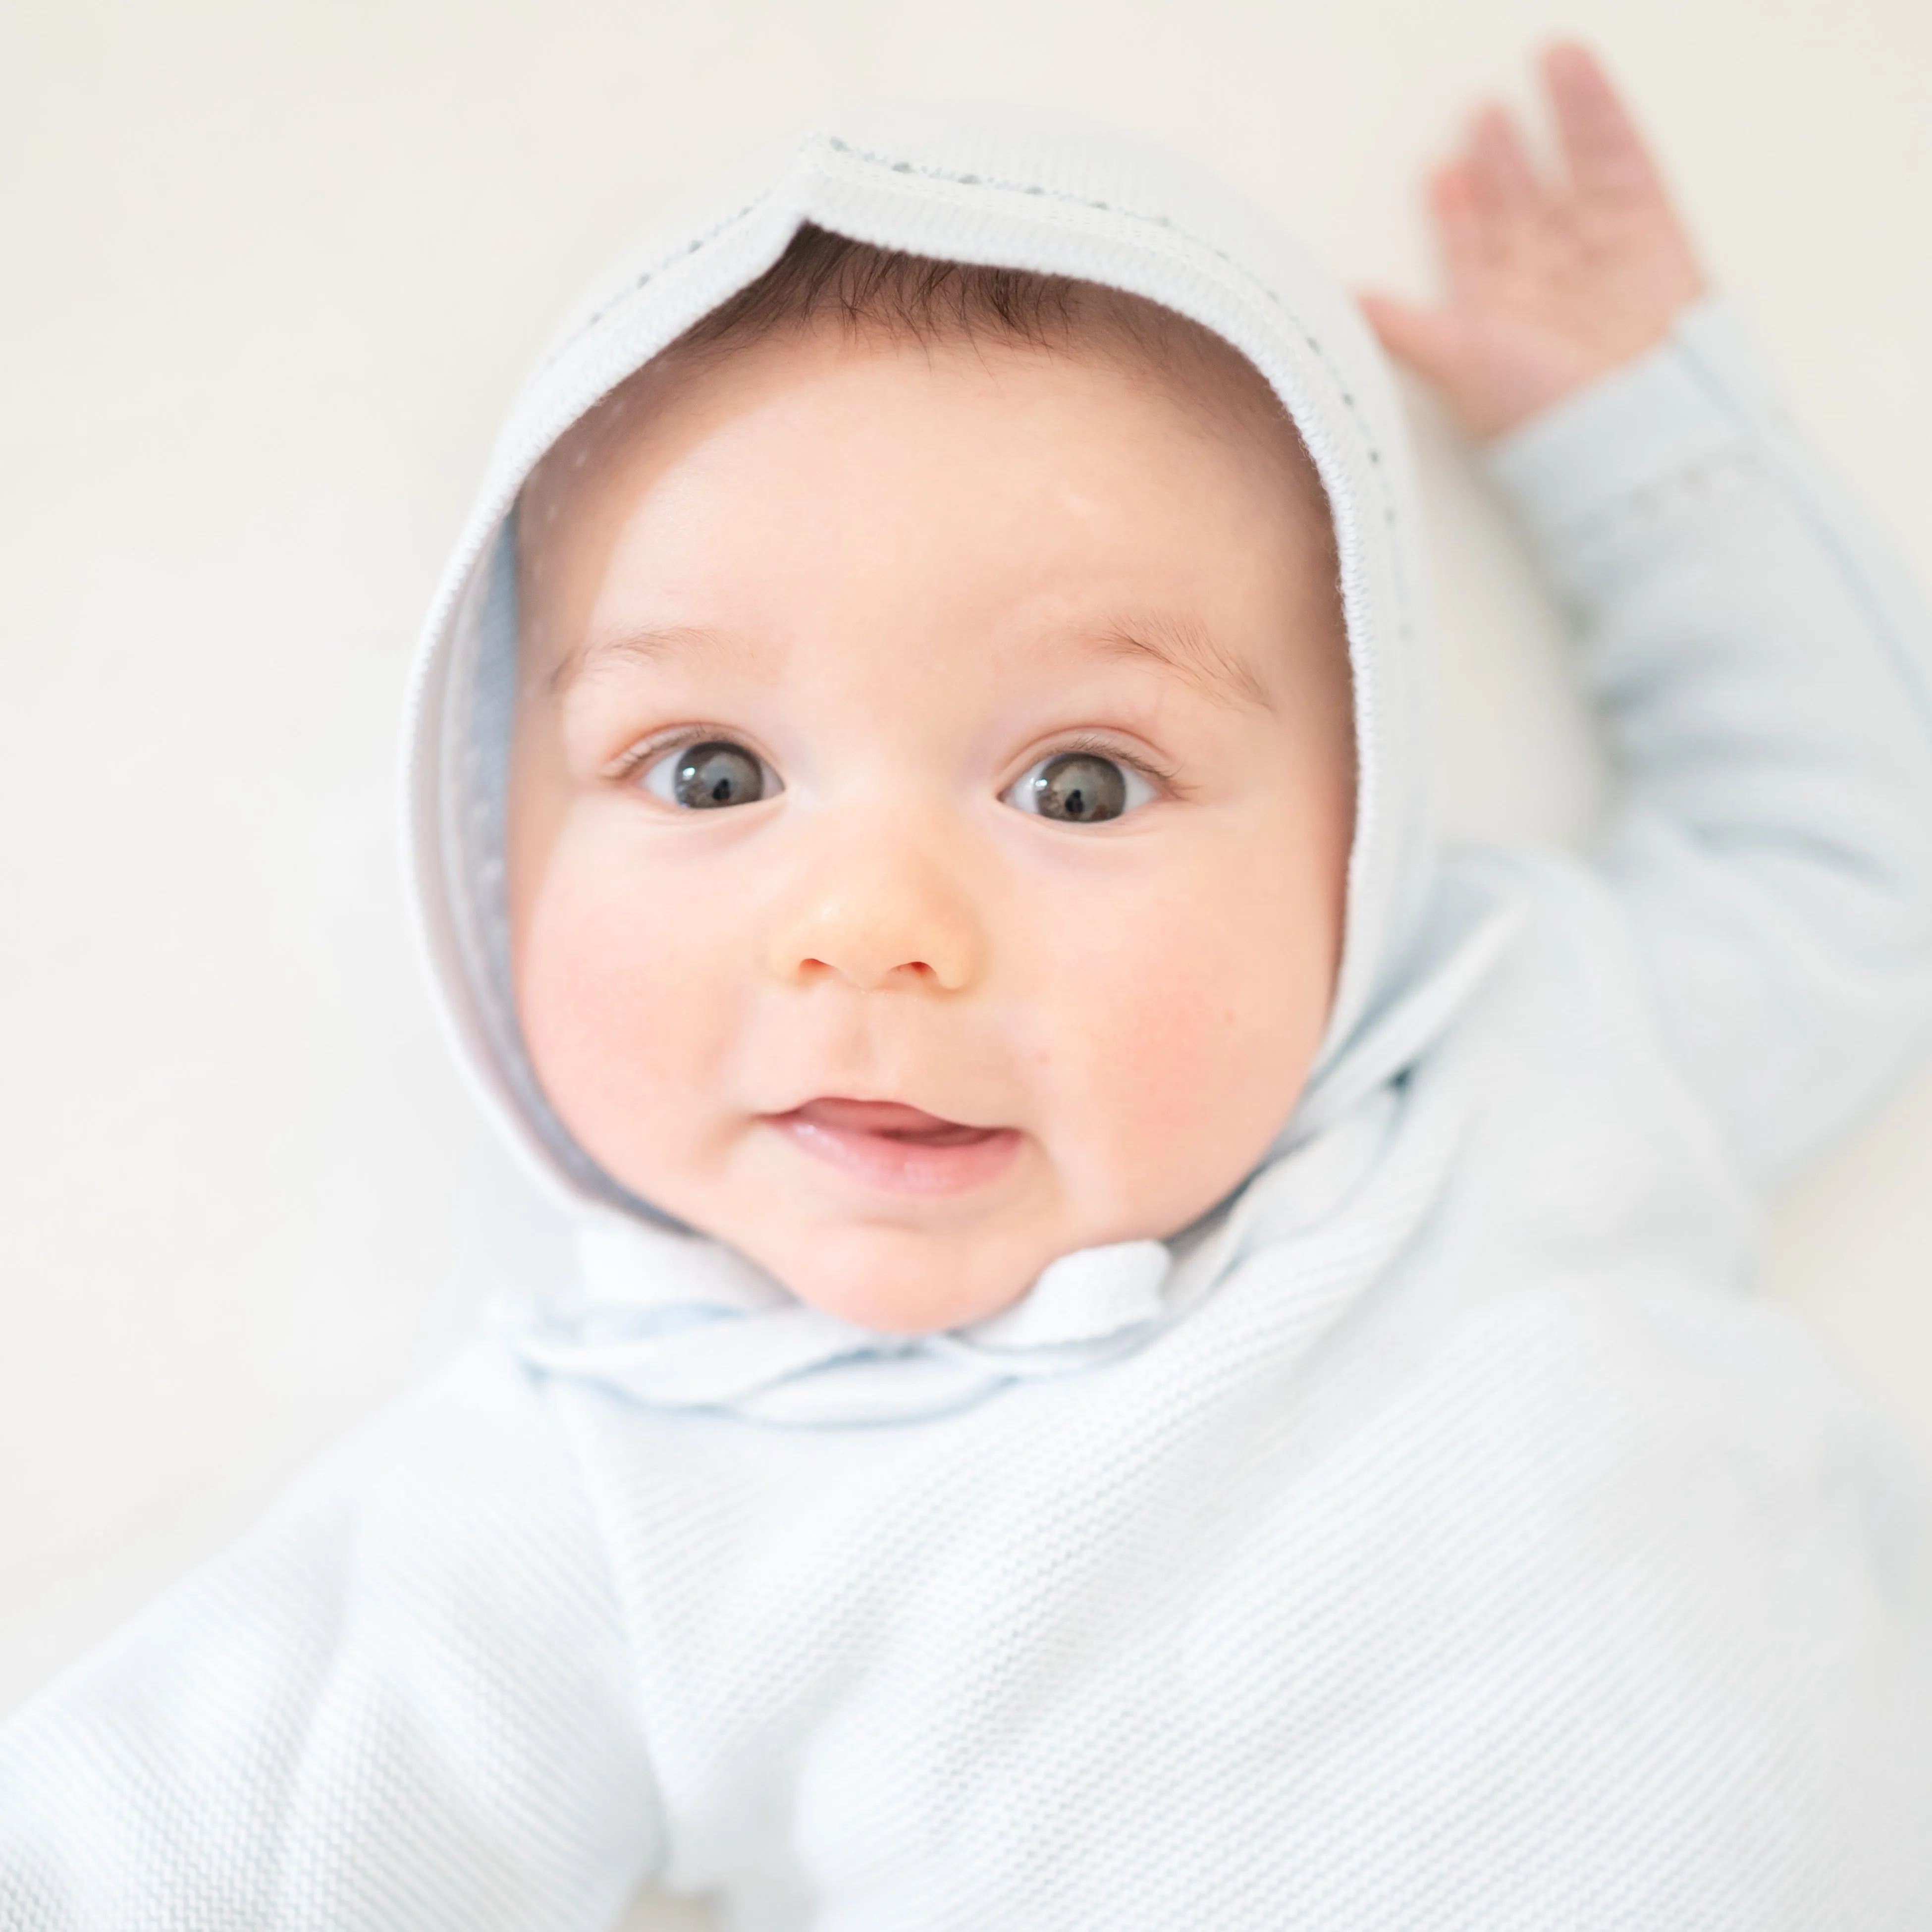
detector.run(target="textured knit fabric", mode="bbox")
[7,109,1932,1931]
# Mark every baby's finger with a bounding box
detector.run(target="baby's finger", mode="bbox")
[1544,42,1665,205]
[1429,162,1492,299]
[1467,105,1544,229]
[1357,293,1465,388]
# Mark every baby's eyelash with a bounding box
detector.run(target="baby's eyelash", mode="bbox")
[603,727,735,783]
[603,727,1187,799]
[1039,732,1187,798]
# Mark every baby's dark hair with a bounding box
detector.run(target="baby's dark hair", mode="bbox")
[680,222,1167,360]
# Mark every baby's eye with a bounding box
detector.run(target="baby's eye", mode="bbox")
[640,739,782,810]
[1005,751,1153,824]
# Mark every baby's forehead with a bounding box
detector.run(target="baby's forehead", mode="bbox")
[522,223,1328,551]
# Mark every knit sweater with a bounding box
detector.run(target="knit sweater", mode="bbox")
[5,107,1932,1931]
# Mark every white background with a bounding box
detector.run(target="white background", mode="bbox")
[3,0,1929,1920]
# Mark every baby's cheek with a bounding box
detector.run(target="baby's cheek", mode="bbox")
[513,833,742,1191]
[1047,872,1331,1227]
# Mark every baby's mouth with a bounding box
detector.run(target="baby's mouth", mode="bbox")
[765,1097,1021,1196]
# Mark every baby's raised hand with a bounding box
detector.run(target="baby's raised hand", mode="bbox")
[1361,44,1705,440]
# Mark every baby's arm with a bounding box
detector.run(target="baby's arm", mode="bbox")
[1367,45,1932,1181]
[0,1345,659,1930]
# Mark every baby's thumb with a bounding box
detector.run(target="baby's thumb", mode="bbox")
[1357,293,1460,385]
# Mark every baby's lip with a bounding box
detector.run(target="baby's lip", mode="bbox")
[763,1096,1021,1194]
[779,1097,997,1144]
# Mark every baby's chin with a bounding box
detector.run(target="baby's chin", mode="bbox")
[729,1216,1063,1336]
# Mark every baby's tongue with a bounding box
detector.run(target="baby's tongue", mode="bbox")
[793,1098,991,1146]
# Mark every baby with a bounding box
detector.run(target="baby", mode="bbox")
[6,44,1932,1931]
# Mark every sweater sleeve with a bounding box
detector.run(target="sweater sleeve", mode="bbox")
[0,1342,661,1931]
[1486,299,1932,1184]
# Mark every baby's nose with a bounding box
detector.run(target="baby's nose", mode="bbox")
[763,826,983,994]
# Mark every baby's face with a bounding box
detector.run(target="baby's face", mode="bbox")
[509,323,1353,1332]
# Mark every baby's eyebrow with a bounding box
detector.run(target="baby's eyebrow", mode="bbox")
[548,625,755,696]
[1080,616,1275,711]
[548,616,1272,709]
